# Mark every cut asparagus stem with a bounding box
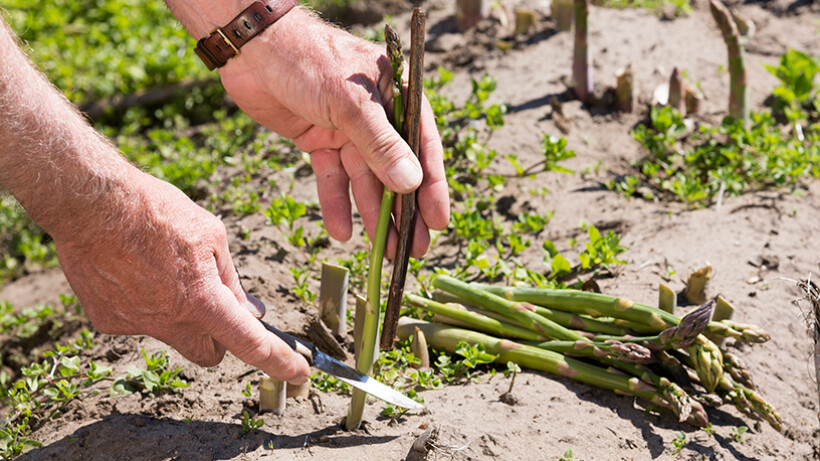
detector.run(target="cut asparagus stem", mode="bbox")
[718,375,782,432]
[658,282,677,314]
[513,8,537,35]
[673,347,779,431]
[572,0,592,103]
[668,67,684,112]
[684,83,703,115]
[709,0,748,126]
[382,10,426,350]
[685,264,713,305]
[685,335,724,393]
[286,380,311,399]
[615,64,633,113]
[528,338,653,363]
[433,275,589,341]
[259,375,286,415]
[353,294,368,363]
[474,283,768,343]
[410,326,431,369]
[433,289,627,336]
[347,128,395,431]
[712,295,735,322]
[552,0,574,31]
[410,294,550,341]
[723,351,755,390]
[456,0,485,31]
[707,295,735,345]
[592,300,714,351]
[397,318,694,423]
[319,262,349,338]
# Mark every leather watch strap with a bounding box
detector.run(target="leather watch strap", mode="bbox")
[194,0,297,71]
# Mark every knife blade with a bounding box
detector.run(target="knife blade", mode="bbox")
[259,319,423,410]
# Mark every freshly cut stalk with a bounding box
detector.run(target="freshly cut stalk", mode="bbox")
[433,289,626,336]
[528,339,652,364]
[353,294,369,363]
[718,319,770,343]
[615,64,633,113]
[397,318,692,422]
[685,264,713,305]
[286,380,311,399]
[552,0,574,31]
[259,375,286,415]
[684,83,703,115]
[712,295,735,322]
[346,186,392,430]
[410,327,430,369]
[717,374,782,431]
[658,282,677,314]
[685,336,724,393]
[456,0,486,31]
[475,283,671,330]
[593,300,714,352]
[513,8,537,35]
[410,294,549,341]
[347,144,396,431]
[608,361,706,426]
[723,351,754,390]
[709,0,748,126]
[383,11,426,350]
[474,283,768,343]
[707,295,734,345]
[668,67,683,112]
[319,262,349,338]
[434,275,588,341]
[572,0,592,103]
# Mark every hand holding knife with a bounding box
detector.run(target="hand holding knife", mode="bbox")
[258,318,423,410]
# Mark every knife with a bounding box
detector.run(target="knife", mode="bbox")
[259,319,423,410]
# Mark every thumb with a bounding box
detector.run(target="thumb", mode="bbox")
[338,94,422,194]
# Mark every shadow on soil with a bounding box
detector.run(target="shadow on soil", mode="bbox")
[17,413,398,460]
[538,371,759,460]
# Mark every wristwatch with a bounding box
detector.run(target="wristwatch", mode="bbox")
[194,0,297,71]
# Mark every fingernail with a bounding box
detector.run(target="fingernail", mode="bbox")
[244,293,266,319]
[388,158,422,192]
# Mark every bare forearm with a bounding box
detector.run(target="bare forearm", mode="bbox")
[163,0,256,38]
[0,18,138,239]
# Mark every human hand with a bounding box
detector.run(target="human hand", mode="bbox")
[217,8,450,258]
[54,171,310,384]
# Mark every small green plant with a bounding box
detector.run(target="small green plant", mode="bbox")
[765,49,819,122]
[310,371,351,394]
[671,430,687,455]
[731,425,749,443]
[559,448,578,461]
[700,422,716,436]
[241,382,253,397]
[240,411,264,434]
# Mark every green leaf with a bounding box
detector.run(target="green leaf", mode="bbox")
[551,254,572,278]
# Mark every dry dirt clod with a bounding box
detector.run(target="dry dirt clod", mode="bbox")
[499,391,519,406]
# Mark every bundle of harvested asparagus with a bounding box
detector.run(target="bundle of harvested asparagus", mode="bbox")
[397,274,780,431]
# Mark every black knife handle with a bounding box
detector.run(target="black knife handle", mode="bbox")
[259,320,314,365]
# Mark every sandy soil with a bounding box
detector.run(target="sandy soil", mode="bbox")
[3,0,820,459]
